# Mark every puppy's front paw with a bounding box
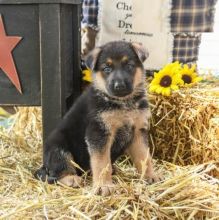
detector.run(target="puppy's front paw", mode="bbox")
[146,173,163,184]
[94,184,115,196]
[58,175,83,188]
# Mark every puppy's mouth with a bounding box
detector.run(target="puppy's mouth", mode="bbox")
[108,89,132,97]
[107,84,133,98]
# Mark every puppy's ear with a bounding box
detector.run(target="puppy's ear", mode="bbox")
[131,42,149,63]
[85,47,102,70]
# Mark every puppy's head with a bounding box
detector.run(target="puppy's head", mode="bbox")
[85,41,149,98]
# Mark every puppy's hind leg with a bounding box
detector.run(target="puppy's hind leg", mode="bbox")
[57,153,84,187]
[34,130,69,184]
[34,146,68,184]
[58,174,83,188]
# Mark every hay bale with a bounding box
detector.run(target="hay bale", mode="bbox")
[149,85,219,169]
[0,107,42,167]
[1,127,219,219]
[10,107,42,148]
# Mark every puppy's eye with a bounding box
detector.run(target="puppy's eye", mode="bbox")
[103,66,112,74]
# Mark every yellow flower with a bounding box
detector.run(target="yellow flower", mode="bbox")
[0,107,11,117]
[149,62,183,96]
[178,64,202,86]
[162,61,181,71]
[82,69,92,82]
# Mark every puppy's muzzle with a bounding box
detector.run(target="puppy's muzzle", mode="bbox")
[114,81,126,91]
[110,80,132,97]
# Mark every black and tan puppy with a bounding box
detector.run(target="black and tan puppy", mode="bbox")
[35,41,160,195]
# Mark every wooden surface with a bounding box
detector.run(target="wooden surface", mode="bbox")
[0,5,41,105]
[0,2,82,145]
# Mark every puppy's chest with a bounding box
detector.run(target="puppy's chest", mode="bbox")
[100,103,151,133]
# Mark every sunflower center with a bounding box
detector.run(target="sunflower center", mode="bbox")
[160,75,172,87]
[182,74,192,84]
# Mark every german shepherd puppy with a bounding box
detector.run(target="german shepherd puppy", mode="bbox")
[35,41,160,196]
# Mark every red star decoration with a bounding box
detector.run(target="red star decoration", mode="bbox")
[0,15,22,93]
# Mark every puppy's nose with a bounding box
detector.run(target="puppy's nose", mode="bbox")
[114,81,126,91]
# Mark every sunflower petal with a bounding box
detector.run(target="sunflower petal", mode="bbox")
[191,64,197,72]
[155,86,163,94]
[162,88,171,96]
[171,85,179,91]
[166,88,171,96]
[184,64,189,70]
[193,76,203,83]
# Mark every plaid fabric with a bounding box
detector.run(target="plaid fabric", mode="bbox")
[82,0,218,32]
[145,33,201,75]
[81,0,216,65]
[172,33,202,63]
[171,0,218,32]
[81,0,99,30]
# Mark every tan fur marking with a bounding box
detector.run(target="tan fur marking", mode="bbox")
[93,71,108,93]
[90,146,113,187]
[126,134,151,176]
[106,58,113,65]
[100,108,151,132]
[121,56,128,62]
[133,67,145,89]
[57,153,81,187]
[58,174,83,187]
[90,137,116,195]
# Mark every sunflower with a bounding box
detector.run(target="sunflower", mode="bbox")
[178,64,202,86]
[149,62,183,96]
[0,107,11,117]
[82,69,92,82]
